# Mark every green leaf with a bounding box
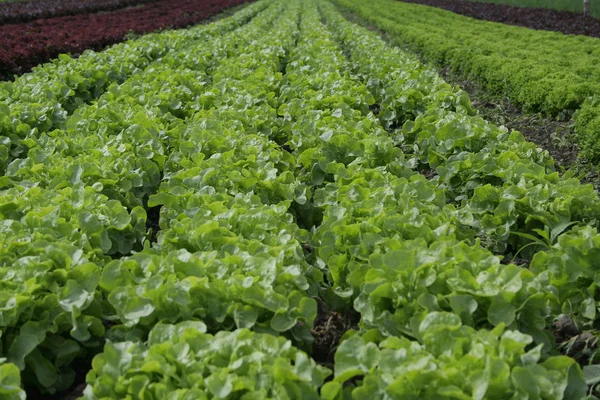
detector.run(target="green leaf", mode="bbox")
[271,311,297,332]
[334,336,379,382]
[109,287,155,323]
[321,382,342,400]
[418,311,462,334]
[0,362,24,397]
[59,280,92,312]
[27,349,57,389]
[233,305,259,329]
[8,322,47,370]
[488,294,516,326]
[584,365,600,386]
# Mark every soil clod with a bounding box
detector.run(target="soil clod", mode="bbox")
[311,300,360,368]
[553,315,599,365]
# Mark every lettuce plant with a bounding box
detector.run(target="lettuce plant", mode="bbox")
[82,322,330,400]
[323,312,587,400]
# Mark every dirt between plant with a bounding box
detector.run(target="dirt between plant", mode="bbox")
[337,6,581,174]
[0,0,161,25]
[398,0,600,38]
[438,66,580,171]
[553,315,599,365]
[312,299,360,369]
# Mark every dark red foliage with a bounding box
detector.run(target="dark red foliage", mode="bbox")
[0,0,161,25]
[0,0,250,81]
[399,0,600,38]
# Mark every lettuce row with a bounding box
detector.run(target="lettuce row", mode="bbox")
[273,2,585,397]
[0,0,268,110]
[322,1,475,131]
[309,3,591,396]
[308,162,558,353]
[0,152,150,391]
[331,0,600,114]
[323,312,586,399]
[93,0,324,349]
[310,165,552,341]
[401,108,600,258]
[322,0,600,337]
[530,226,600,330]
[332,0,600,166]
[81,0,589,398]
[281,0,543,346]
[574,98,600,165]
[0,0,271,174]
[277,0,405,194]
[0,2,293,393]
[276,0,545,362]
[2,0,285,210]
[101,194,320,345]
[321,0,600,261]
[0,184,147,391]
[82,322,329,400]
[83,2,331,397]
[154,115,298,220]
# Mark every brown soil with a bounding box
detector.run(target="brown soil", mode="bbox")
[145,205,161,245]
[438,66,580,171]
[500,256,529,267]
[311,300,360,368]
[61,382,87,400]
[553,315,599,365]
[398,0,600,38]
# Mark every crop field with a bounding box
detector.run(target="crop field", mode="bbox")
[338,0,600,167]
[3,0,600,398]
[468,0,600,17]
[0,0,248,80]
[0,0,161,24]
[395,0,600,36]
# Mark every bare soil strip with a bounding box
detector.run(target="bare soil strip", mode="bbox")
[398,0,600,38]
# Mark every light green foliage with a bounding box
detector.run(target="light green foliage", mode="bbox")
[311,165,552,343]
[0,361,25,400]
[0,0,299,393]
[82,323,330,400]
[321,0,600,261]
[3,0,600,397]
[0,1,269,173]
[531,226,600,329]
[101,193,320,343]
[333,0,600,165]
[324,314,586,399]
[334,0,599,114]
[575,97,600,164]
